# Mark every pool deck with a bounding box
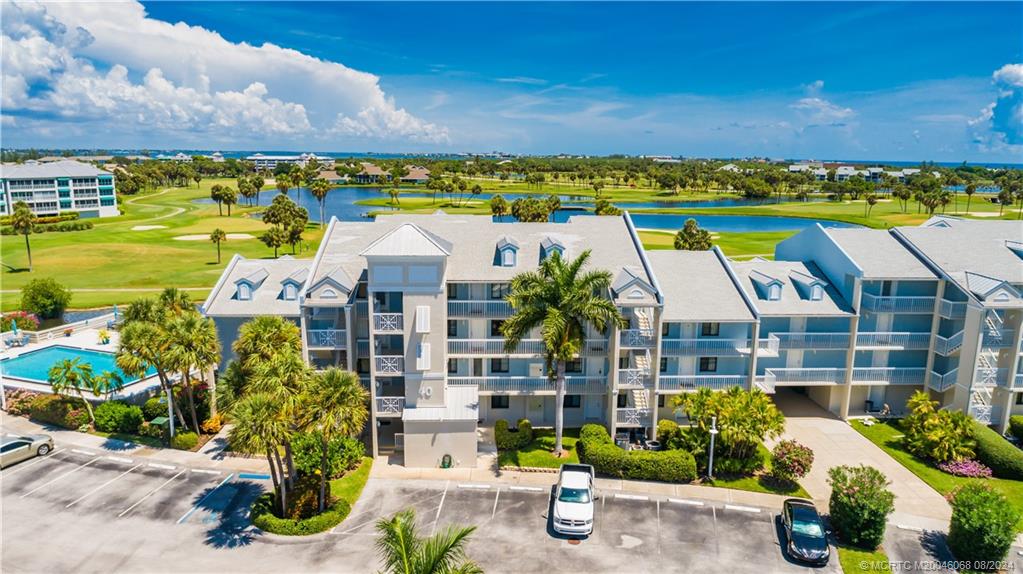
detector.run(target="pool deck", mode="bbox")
[0,329,163,400]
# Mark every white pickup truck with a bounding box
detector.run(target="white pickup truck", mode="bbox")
[552,463,595,536]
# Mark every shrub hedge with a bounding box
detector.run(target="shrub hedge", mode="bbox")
[5,388,40,416]
[1,220,93,235]
[292,432,365,478]
[93,401,144,434]
[577,423,696,482]
[770,439,815,483]
[250,493,352,536]
[495,418,534,450]
[28,395,90,429]
[947,483,1020,569]
[971,421,1023,480]
[170,431,199,451]
[1,311,40,332]
[142,397,167,421]
[1008,416,1023,443]
[827,465,895,549]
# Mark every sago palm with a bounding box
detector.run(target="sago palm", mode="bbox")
[502,249,624,455]
[305,368,369,511]
[375,509,482,574]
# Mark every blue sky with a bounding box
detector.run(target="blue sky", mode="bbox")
[3,1,1021,161]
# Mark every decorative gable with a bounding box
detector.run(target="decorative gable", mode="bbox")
[612,266,656,302]
[495,236,519,267]
[540,237,565,260]
[749,270,783,301]
[789,270,828,301]
[964,271,1020,302]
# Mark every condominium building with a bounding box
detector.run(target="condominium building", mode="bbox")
[0,160,118,218]
[203,213,1023,468]
[246,153,334,171]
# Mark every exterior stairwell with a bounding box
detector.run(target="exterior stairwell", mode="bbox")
[635,309,653,332]
[634,350,651,373]
[631,388,650,409]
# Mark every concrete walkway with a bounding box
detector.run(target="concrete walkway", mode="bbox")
[771,389,951,530]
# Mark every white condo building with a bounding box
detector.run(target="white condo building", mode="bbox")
[0,160,118,218]
[204,213,1023,468]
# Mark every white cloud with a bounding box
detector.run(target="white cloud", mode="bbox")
[0,0,447,145]
[790,97,855,125]
[969,63,1023,150]
[496,76,548,85]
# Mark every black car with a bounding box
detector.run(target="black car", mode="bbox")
[781,499,830,566]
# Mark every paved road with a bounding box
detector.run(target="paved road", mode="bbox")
[3,448,1009,573]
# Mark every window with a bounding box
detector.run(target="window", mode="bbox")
[448,358,458,374]
[416,343,431,371]
[490,358,509,373]
[701,322,720,337]
[662,323,670,336]
[356,283,368,298]
[699,357,718,372]
[501,248,516,267]
[810,285,823,301]
[356,358,370,374]
[237,283,252,301]
[447,282,458,299]
[617,394,628,408]
[490,320,505,337]
[490,283,510,299]
[660,358,668,373]
[563,395,581,408]
[283,283,297,301]
[565,359,582,373]
[618,356,630,369]
[1016,393,1023,406]
[658,395,665,408]
[767,284,782,301]
[447,320,458,337]
[0,441,28,453]
[491,396,510,409]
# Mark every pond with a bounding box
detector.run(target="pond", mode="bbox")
[35,307,115,330]
[198,187,861,232]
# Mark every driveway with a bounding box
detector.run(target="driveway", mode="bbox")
[772,389,951,528]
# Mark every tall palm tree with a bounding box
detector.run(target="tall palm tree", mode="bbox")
[251,175,266,206]
[248,349,310,487]
[275,173,292,197]
[210,183,224,216]
[117,319,186,431]
[375,509,482,574]
[10,201,36,271]
[165,312,221,432]
[309,178,331,228]
[230,392,290,515]
[502,250,625,455]
[964,182,977,214]
[159,287,192,316]
[305,368,369,511]
[48,358,117,425]
[233,315,303,372]
[210,228,227,263]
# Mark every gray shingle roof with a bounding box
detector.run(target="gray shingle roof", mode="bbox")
[646,250,754,322]
[203,256,310,317]
[730,260,853,316]
[0,160,111,179]
[824,228,935,279]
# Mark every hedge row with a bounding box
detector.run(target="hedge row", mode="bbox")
[1009,416,1023,443]
[28,395,90,429]
[495,418,533,450]
[972,422,1023,480]
[1,221,94,235]
[578,424,696,483]
[250,493,352,535]
[0,212,78,225]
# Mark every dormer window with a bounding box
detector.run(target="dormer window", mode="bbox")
[238,283,252,301]
[810,285,823,301]
[495,236,519,267]
[767,284,782,301]
[540,237,565,260]
[283,283,298,301]
[501,249,516,267]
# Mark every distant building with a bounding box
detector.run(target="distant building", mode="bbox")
[246,153,334,171]
[353,162,391,184]
[400,166,431,184]
[318,170,349,185]
[717,163,742,173]
[0,160,118,217]
[156,152,193,162]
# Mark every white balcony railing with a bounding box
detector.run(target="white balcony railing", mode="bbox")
[617,368,651,389]
[660,338,750,356]
[934,330,965,356]
[984,330,1016,348]
[757,334,780,357]
[374,355,404,375]
[658,375,746,393]
[1013,374,1023,391]
[447,339,543,355]
[307,329,346,348]
[929,368,959,392]
[769,332,851,350]
[861,293,936,314]
[376,396,405,416]
[763,368,846,385]
[446,300,512,318]
[448,376,606,394]
[372,313,403,333]
[582,338,609,355]
[619,329,656,348]
[938,299,968,320]
[616,408,652,426]
[855,332,931,350]
[851,367,926,385]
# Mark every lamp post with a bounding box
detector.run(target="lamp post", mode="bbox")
[708,416,719,480]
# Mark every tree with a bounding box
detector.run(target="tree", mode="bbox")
[117,318,186,431]
[10,201,37,271]
[48,358,121,426]
[375,509,482,574]
[221,186,238,216]
[864,193,878,217]
[210,183,224,216]
[309,178,331,228]
[594,198,622,216]
[238,178,255,206]
[997,189,1012,215]
[164,312,221,431]
[673,218,712,251]
[490,194,508,220]
[250,175,266,206]
[964,182,977,214]
[261,226,287,257]
[275,173,292,197]
[502,250,625,456]
[210,228,227,263]
[230,392,291,515]
[471,183,484,204]
[304,368,369,512]
[21,277,72,319]
[193,173,202,188]
[672,387,784,462]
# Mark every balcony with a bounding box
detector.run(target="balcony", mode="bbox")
[448,376,606,394]
[372,313,403,334]
[851,367,926,385]
[938,299,967,320]
[447,300,512,318]
[658,375,746,393]
[617,368,651,389]
[762,368,846,386]
[448,339,542,356]
[307,329,346,349]
[1013,374,1023,391]
[376,396,405,417]
[660,338,750,357]
[356,339,370,357]
[983,330,1016,348]
[619,329,655,348]
[616,408,652,427]
[581,338,609,355]
[934,330,964,356]
[855,332,931,350]
[929,368,959,392]
[768,332,851,350]
[757,335,781,357]
[374,355,404,375]
[860,293,935,314]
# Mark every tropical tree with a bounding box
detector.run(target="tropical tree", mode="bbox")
[470,183,484,205]
[210,183,225,216]
[250,175,266,206]
[48,358,121,426]
[864,193,878,217]
[389,187,401,206]
[964,182,977,214]
[309,178,331,227]
[117,318,185,432]
[230,392,291,514]
[375,509,482,574]
[210,228,227,263]
[275,173,292,197]
[490,194,508,220]
[997,189,1013,215]
[502,250,625,455]
[672,387,785,462]
[673,218,712,251]
[193,173,203,188]
[233,315,304,372]
[10,201,36,271]
[164,312,221,429]
[304,368,369,511]
[594,198,622,216]
[221,186,238,216]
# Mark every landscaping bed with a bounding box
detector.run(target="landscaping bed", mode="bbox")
[497,427,580,469]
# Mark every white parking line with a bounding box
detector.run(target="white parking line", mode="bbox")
[190,469,220,475]
[148,463,175,470]
[106,456,134,464]
[66,464,142,508]
[21,457,100,498]
[118,469,186,518]
[176,473,234,524]
[71,449,97,456]
[724,504,761,513]
[896,524,924,532]
[0,448,62,476]
[457,483,490,490]
[509,486,544,492]
[491,489,501,519]
[667,498,705,506]
[615,493,649,501]
[430,481,449,536]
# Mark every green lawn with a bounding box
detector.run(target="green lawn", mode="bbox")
[837,544,892,573]
[852,420,1023,531]
[497,428,581,469]
[638,229,793,259]
[90,429,164,449]
[706,444,811,498]
[330,456,374,507]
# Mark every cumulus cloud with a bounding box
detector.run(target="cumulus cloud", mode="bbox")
[790,97,855,125]
[0,0,448,145]
[968,63,1023,151]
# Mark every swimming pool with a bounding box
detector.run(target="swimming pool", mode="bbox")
[0,346,155,387]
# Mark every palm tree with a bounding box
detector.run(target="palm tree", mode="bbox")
[249,349,310,485]
[502,250,625,455]
[117,319,186,432]
[309,178,331,228]
[251,175,266,206]
[233,315,303,372]
[375,509,482,574]
[490,194,508,220]
[222,186,238,216]
[389,187,401,206]
[964,182,977,214]
[48,358,118,425]
[230,392,290,515]
[305,368,369,511]
[864,193,878,217]
[210,228,227,263]
[165,312,221,431]
[275,173,292,197]
[210,184,224,216]
[159,287,192,316]
[10,201,36,271]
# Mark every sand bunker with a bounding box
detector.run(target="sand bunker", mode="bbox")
[173,233,255,241]
[131,225,167,231]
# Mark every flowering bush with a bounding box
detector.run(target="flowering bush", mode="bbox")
[828,465,895,549]
[770,440,814,482]
[938,459,992,478]
[1,311,40,332]
[5,388,40,416]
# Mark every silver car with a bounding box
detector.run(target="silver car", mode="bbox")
[1,434,54,469]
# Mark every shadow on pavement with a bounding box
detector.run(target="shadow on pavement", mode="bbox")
[197,480,266,549]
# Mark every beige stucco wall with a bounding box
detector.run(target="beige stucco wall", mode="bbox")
[403,419,477,468]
